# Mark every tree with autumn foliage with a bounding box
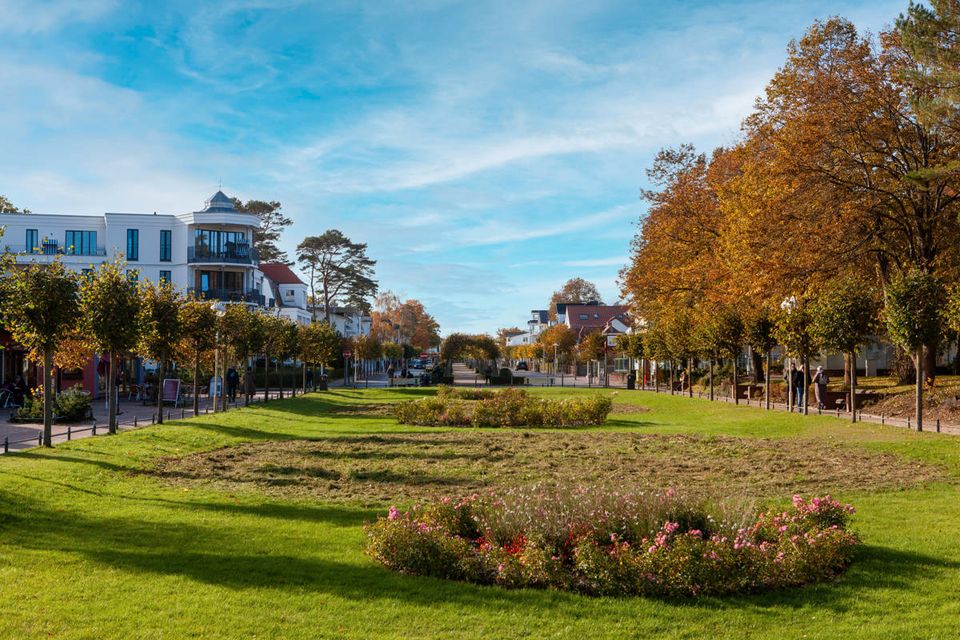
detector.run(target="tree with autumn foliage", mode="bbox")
[137,280,183,424]
[548,278,603,320]
[79,260,141,433]
[178,297,218,415]
[0,260,80,446]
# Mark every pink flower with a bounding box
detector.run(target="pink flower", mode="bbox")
[387,506,400,521]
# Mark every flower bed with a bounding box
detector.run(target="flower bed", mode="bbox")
[394,388,613,428]
[364,486,858,597]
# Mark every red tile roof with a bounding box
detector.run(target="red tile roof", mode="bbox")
[565,304,629,336]
[259,263,305,285]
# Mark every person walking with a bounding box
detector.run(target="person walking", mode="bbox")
[242,366,255,404]
[812,366,829,410]
[789,364,802,410]
[226,366,239,403]
[793,364,807,409]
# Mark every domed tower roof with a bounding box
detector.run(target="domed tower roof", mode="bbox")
[201,190,236,213]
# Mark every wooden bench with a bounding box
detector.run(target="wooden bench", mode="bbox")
[389,377,418,387]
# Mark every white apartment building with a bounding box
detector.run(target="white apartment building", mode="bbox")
[0,191,310,322]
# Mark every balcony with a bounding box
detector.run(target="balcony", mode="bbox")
[187,244,258,265]
[188,288,265,306]
[3,243,107,257]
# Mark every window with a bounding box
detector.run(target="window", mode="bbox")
[159,270,172,284]
[25,229,38,252]
[81,268,94,279]
[65,230,97,255]
[159,230,172,262]
[579,314,588,320]
[126,229,139,261]
[126,269,138,283]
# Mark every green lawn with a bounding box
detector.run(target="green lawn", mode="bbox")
[2,387,960,639]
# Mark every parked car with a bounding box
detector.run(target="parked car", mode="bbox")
[516,361,528,371]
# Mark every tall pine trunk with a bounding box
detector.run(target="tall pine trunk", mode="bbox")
[42,350,54,447]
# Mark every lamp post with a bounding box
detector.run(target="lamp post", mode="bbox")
[780,296,797,413]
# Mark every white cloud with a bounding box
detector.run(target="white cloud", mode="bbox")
[0,0,117,34]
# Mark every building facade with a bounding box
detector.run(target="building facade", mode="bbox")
[0,191,313,394]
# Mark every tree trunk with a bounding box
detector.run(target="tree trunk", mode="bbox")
[787,357,794,413]
[709,357,714,401]
[302,361,307,394]
[42,350,54,447]
[157,357,165,424]
[732,357,738,405]
[220,350,228,412]
[764,351,771,410]
[193,352,200,416]
[108,354,117,434]
[802,353,809,416]
[264,353,271,403]
[843,353,851,386]
[924,340,938,387]
[654,362,659,393]
[291,363,297,397]
[915,346,924,432]
[278,359,284,400]
[849,350,857,423]
[669,361,674,395]
[687,356,693,397]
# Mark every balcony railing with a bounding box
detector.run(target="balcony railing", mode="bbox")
[188,245,258,264]
[188,288,265,306]
[3,243,107,257]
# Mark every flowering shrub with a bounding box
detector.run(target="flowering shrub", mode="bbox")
[394,389,613,428]
[365,487,858,597]
[16,384,92,422]
[436,385,497,401]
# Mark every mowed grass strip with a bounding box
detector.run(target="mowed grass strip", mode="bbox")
[0,387,958,639]
[154,431,943,504]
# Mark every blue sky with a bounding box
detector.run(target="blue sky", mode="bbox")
[0,0,906,334]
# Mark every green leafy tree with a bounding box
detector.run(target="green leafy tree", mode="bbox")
[178,297,218,415]
[811,277,881,422]
[548,277,603,320]
[745,309,777,409]
[702,307,745,404]
[897,0,960,130]
[298,321,340,389]
[0,260,79,445]
[885,270,947,431]
[233,199,293,264]
[296,230,378,322]
[79,260,141,433]
[137,281,184,424]
[260,313,293,403]
[219,304,265,406]
[276,320,300,398]
[643,323,672,392]
[774,299,819,414]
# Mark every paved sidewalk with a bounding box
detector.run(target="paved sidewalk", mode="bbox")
[0,387,305,453]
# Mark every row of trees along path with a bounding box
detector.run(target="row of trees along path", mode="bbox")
[0,257,343,448]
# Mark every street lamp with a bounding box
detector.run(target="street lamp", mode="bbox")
[780,296,798,414]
